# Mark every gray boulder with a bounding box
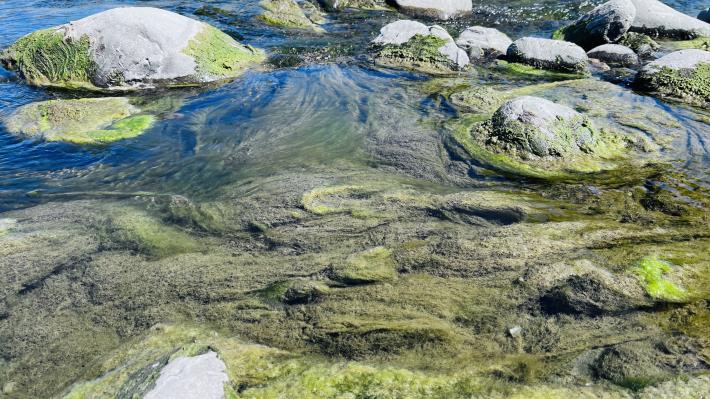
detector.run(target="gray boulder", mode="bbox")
[629,0,710,39]
[588,44,639,67]
[372,20,469,74]
[488,96,597,158]
[506,37,589,73]
[144,351,228,399]
[0,7,265,90]
[555,0,636,50]
[635,49,710,106]
[700,8,710,23]
[455,26,512,59]
[391,0,472,20]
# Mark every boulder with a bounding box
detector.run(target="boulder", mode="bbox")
[555,0,636,50]
[3,97,154,144]
[487,96,597,159]
[629,0,710,39]
[0,7,265,90]
[390,0,472,20]
[144,351,229,399]
[587,44,639,67]
[258,0,325,32]
[455,26,512,59]
[372,20,469,74]
[635,49,710,107]
[506,37,589,73]
[700,8,710,23]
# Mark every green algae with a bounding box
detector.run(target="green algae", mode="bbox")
[258,0,325,32]
[638,63,710,107]
[331,247,397,284]
[184,24,266,80]
[632,257,687,302]
[375,34,462,75]
[0,28,97,89]
[618,33,659,57]
[302,185,380,216]
[496,61,588,80]
[3,97,155,144]
[665,37,710,51]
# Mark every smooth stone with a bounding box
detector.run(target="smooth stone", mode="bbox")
[557,0,636,50]
[506,37,589,73]
[629,0,710,38]
[700,8,710,23]
[588,44,639,67]
[455,26,512,58]
[391,0,472,20]
[144,351,229,399]
[490,96,596,158]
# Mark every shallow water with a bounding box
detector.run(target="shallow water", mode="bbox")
[1,1,710,398]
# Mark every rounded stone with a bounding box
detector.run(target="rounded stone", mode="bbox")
[588,44,639,67]
[629,0,710,39]
[557,0,636,50]
[489,96,597,158]
[506,37,589,73]
[635,49,710,106]
[455,26,512,59]
[0,7,265,90]
[391,0,472,20]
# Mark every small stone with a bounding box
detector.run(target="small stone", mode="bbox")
[588,44,639,67]
[508,326,522,338]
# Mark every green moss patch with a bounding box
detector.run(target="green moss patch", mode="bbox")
[638,63,710,107]
[0,28,97,89]
[632,257,687,302]
[496,61,588,80]
[184,24,266,80]
[331,247,397,284]
[3,97,154,144]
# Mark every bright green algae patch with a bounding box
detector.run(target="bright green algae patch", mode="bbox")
[184,24,266,80]
[0,28,97,89]
[3,97,154,144]
[632,257,687,302]
[638,63,710,107]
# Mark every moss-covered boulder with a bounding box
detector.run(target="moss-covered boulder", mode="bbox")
[0,7,265,90]
[318,0,389,11]
[372,20,469,75]
[3,97,154,144]
[258,0,325,32]
[451,96,632,179]
[635,49,710,107]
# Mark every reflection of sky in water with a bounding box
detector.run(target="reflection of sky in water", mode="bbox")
[0,0,708,211]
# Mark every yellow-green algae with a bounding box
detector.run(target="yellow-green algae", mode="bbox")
[0,28,97,89]
[184,24,266,80]
[257,0,325,32]
[637,63,710,107]
[375,35,463,75]
[3,97,155,144]
[330,247,397,284]
[632,257,687,302]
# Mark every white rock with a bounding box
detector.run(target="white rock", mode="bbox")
[455,26,512,58]
[392,0,472,20]
[144,351,229,399]
[630,0,710,38]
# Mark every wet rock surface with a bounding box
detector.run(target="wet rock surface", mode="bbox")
[507,37,589,73]
[588,43,639,67]
[629,0,710,38]
[555,0,636,50]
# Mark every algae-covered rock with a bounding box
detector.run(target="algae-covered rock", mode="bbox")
[554,0,636,50]
[144,351,228,399]
[506,37,589,74]
[390,0,472,20]
[455,26,512,59]
[618,32,659,58]
[262,279,330,304]
[593,341,672,389]
[635,49,710,107]
[258,0,325,32]
[318,0,388,11]
[372,20,469,74]
[0,7,265,90]
[587,44,639,67]
[330,247,397,284]
[629,0,710,39]
[3,97,154,144]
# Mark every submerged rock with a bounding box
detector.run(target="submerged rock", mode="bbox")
[258,0,325,32]
[506,37,589,74]
[635,49,710,107]
[390,0,472,20]
[3,97,154,144]
[0,7,265,90]
[555,0,636,50]
[372,20,469,74]
[629,0,710,39]
[455,26,512,59]
[588,44,639,67]
[144,351,228,399]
